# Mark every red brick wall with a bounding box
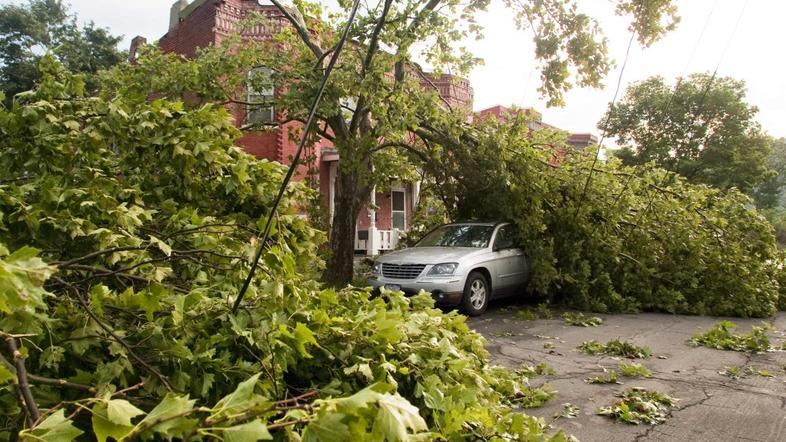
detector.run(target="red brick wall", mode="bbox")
[355,185,414,232]
[157,1,456,236]
[159,1,217,56]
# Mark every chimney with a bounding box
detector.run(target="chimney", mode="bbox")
[169,0,190,31]
[128,36,148,62]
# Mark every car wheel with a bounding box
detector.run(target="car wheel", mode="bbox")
[461,271,489,316]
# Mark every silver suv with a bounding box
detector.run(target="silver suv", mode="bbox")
[368,222,528,316]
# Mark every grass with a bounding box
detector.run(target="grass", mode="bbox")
[577,339,652,359]
[618,362,652,378]
[562,312,603,327]
[689,321,772,352]
[597,388,677,425]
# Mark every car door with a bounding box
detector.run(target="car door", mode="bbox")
[491,224,527,295]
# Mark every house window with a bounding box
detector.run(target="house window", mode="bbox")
[247,67,274,124]
[392,189,406,230]
[339,97,356,123]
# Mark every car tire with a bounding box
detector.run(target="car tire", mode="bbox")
[460,271,489,316]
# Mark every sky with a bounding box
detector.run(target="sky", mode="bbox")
[3,0,784,139]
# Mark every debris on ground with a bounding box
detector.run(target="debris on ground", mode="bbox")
[619,362,652,378]
[562,312,603,327]
[597,387,677,425]
[577,339,652,359]
[689,321,773,352]
[554,403,581,419]
[585,369,621,384]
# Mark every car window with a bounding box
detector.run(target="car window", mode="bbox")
[493,225,516,250]
[416,225,494,248]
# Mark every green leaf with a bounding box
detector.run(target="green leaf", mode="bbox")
[373,394,427,442]
[221,419,272,442]
[293,322,319,358]
[92,403,133,442]
[24,409,83,442]
[149,235,172,256]
[0,365,15,384]
[107,398,145,426]
[211,374,266,417]
[134,393,196,438]
[303,412,349,442]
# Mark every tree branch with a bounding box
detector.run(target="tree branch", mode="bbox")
[53,246,147,267]
[370,141,429,163]
[3,336,40,424]
[269,0,324,59]
[0,354,95,393]
[73,293,175,391]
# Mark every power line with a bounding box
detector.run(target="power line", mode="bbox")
[682,0,719,75]
[714,0,749,73]
[573,29,637,218]
[622,0,749,242]
[233,0,363,313]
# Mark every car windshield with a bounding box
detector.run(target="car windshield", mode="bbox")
[416,225,494,248]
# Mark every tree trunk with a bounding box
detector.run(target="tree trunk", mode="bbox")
[323,166,366,286]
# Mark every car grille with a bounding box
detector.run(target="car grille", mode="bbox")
[382,263,426,280]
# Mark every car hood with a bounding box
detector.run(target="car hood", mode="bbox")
[377,247,487,264]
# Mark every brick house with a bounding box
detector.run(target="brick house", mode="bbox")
[475,105,598,150]
[142,1,594,255]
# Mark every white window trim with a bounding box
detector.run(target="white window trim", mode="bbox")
[391,188,406,231]
[247,67,275,124]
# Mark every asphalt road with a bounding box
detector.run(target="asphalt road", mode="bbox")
[469,307,786,442]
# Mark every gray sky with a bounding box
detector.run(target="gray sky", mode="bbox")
[4,0,784,139]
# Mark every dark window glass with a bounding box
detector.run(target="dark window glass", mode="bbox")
[392,191,405,211]
[247,67,274,123]
[494,225,515,249]
[416,225,494,248]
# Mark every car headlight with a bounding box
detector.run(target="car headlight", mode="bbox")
[428,263,458,276]
[371,262,381,275]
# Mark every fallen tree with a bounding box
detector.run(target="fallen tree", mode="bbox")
[0,59,566,440]
[421,113,785,317]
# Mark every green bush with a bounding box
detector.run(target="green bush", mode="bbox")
[424,114,785,317]
[0,60,568,440]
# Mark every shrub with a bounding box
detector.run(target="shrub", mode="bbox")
[0,61,569,441]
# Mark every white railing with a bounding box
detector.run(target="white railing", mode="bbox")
[378,229,399,251]
[355,228,400,255]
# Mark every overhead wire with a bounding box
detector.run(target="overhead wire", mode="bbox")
[572,29,637,219]
[233,0,363,313]
[622,0,748,242]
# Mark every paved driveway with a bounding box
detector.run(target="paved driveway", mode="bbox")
[469,307,786,442]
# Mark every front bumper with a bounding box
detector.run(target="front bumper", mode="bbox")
[367,275,465,306]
